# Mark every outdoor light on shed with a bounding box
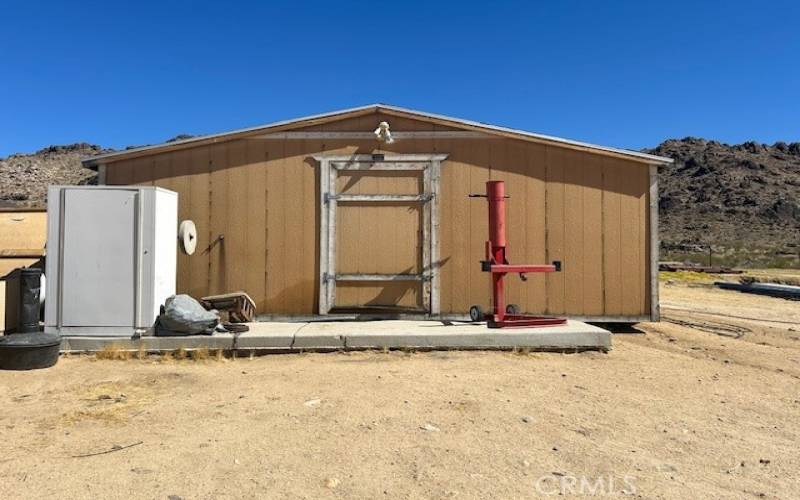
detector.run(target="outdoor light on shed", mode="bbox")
[374,121,394,143]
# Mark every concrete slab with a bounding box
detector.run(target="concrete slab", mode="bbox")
[61,333,234,353]
[293,322,346,350]
[235,322,299,350]
[58,320,611,353]
[340,320,611,351]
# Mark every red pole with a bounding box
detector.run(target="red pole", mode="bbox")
[486,181,507,321]
[486,181,506,248]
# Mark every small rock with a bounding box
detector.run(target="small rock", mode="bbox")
[759,459,770,465]
[168,496,183,500]
[234,459,240,465]
[521,459,531,468]
[325,478,340,489]
[304,398,322,408]
[521,416,533,423]
[421,423,440,432]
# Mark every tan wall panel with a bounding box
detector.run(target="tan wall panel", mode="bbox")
[208,144,228,295]
[522,143,548,313]
[545,147,566,314]
[334,282,421,309]
[0,258,40,279]
[562,149,585,314]
[245,140,268,311]
[225,141,249,294]
[187,147,211,299]
[336,204,421,274]
[581,155,605,316]
[602,159,623,315]
[0,211,46,255]
[297,112,456,132]
[102,112,652,318]
[465,141,491,311]
[436,137,467,313]
[336,171,421,195]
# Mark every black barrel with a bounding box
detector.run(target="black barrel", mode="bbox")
[0,332,60,370]
[12,268,42,333]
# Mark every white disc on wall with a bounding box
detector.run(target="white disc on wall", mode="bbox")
[178,220,198,255]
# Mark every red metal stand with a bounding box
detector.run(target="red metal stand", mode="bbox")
[469,181,567,328]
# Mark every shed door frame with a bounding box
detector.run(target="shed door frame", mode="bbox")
[314,154,448,316]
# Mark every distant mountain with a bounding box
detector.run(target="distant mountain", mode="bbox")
[645,138,800,266]
[2,136,798,267]
[0,143,105,208]
[0,134,194,208]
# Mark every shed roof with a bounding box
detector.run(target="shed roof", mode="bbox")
[82,104,673,166]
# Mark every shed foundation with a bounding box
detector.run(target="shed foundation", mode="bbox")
[59,320,611,353]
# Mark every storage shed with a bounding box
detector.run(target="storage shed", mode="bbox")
[83,104,672,322]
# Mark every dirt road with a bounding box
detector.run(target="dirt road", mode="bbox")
[1,281,798,499]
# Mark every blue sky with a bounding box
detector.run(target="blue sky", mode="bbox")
[1,1,798,156]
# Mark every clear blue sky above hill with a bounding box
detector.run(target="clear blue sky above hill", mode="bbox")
[1,1,798,156]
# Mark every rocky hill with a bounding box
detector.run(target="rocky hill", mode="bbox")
[1,137,798,266]
[645,138,800,266]
[0,143,106,208]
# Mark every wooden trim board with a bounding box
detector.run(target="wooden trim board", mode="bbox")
[649,164,660,321]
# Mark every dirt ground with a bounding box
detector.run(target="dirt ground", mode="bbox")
[1,278,798,499]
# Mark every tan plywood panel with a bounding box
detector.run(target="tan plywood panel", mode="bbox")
[465,141,491,311]
[581,154,605,315]
[0,258,40,280]
[185,147,210,299]
[334,282,422,309]
[336,204,421,275]
[152,153,173,190]
[619,161,647,315]
[208,143,228,295]
[169,150,193,294]
[263,140,286,312]
[225,140,249,294]
[100,113,654,319]
[281,139,305,314]
[301,138,320,313]
[545,147,566,314]
[602,158,623,315]
[131,157,155,186]
[244,140,268,311]
[336,171,422,195]
[522,142,548,313]
[107,159,127,184]
[563,150,585,314]
[434,137,460,313]
[0,212,46,255]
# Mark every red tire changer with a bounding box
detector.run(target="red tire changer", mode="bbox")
[468,181,567,328]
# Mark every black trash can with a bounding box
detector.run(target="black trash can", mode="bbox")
[7,268,42,334]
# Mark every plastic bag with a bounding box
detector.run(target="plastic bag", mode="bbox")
[156,294,219,336]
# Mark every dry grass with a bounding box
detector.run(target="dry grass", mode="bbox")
[94,344,132,361]
[659,270,717,283]
[56,381,148,426]
[95,346,229,363]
